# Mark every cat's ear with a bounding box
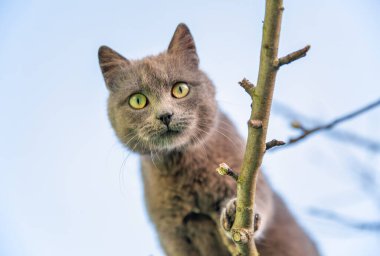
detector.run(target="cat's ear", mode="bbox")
[168,23,199,68]
[98,45,130,91]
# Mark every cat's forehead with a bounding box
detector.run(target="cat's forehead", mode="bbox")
[132,54,182,81]
[118,52,202,96]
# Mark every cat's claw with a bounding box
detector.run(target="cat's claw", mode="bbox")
[220,198,261,233]
[254,212,261,232]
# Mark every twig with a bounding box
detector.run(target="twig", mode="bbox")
[328,130,380,152]
[216,163,239,181]
[346,158,380,210]
[274,45,310,68]
[265,139,285,150]
[272,101,380,152]
[239,78,255,95]
[309,208,380,232]
[287,98,380,145]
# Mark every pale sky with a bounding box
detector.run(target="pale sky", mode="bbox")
[1,0,380,255]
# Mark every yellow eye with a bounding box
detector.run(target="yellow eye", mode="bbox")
[172,82,190,98]
[129,93,148,109]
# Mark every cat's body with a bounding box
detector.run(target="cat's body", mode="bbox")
[99,23,319,256]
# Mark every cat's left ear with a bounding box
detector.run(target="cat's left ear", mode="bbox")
[168,23,199,69]
[98,45,130,91]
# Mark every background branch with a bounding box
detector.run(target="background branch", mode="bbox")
[309,208,380,232]
[287,98,380,145]
[272,100,380,152]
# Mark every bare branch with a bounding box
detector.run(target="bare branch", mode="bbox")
[328,130,380,152]
[230,1,286,255]
[287,98,380,145]
[309,208,380,232]
[265,139,285,150]
[274,45,310,68]
[272,101,380,152]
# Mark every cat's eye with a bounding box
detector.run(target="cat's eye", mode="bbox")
[129,93,148,109]
[172,82,190,99]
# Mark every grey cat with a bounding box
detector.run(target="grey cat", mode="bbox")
[98,23,320,256]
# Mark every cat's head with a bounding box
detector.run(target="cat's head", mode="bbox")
[98,23,217,154]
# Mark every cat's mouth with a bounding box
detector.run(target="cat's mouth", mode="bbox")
[161,128,181,137]
[148,126,187,150]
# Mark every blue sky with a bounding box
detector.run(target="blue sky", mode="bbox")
[1,0,380,255]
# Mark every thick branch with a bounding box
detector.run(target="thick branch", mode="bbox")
[288,98,380,145]
[231,1,285,255]
[274,45,310,68]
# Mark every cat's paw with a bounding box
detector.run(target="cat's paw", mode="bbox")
[220,198,237,232]
[220,198,262,233]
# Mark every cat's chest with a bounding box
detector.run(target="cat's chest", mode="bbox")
[141,156,227,217]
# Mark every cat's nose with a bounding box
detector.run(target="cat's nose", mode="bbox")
[157,112,173,126]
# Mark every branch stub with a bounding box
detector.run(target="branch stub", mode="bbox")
[231,229,250,244]
[249,119,263,129]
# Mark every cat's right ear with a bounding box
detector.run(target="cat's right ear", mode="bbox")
[98,45,130,91]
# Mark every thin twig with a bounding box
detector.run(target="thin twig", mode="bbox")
[216,163,239,181]
[309,208,380,232]
[265,139,285,150]
[274,45,310,68]
[288,98,380,145]
[328,130,380,152]
[272,101,380,152]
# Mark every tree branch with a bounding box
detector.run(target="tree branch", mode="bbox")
[272,101,380,152]
[287,98,380,145]
[274,45,310,68]
[217,1,310,255]
[309,208,380,232]
[229,1,286,255]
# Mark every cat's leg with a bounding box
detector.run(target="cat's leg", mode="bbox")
[184,212,231,256]
[157,225,201,256]
[157,219,231,256]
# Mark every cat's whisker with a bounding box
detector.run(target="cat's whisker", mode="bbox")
[197,120,241,151]
[192,127,212,156]
[192,133,208,159]
[154,149,163,162]
[124,133,139,148]
[150,147,159,170]
[131,136,142,152]
[119,141,139,180]
[119,150,133,193]
[214,129,241,151]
